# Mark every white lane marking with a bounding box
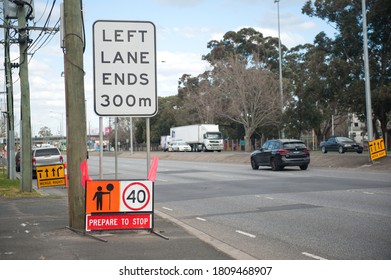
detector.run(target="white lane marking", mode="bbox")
[302,252,327,260]
[0,236,13,239]
[196,217,207,222]
[162,207,173,211]
[363,192,374,195]
[156,178,169,182]
[210,173,232,178]
[156,210,257,260]
[235,230,256,238]
[256,195,273,200]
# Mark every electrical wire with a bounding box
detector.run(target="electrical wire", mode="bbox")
[33,0,50,24]
[80,0,86,53]
[28,18,60,63]
[27,0,57,55]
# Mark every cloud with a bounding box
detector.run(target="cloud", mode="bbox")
[157,51,210,96]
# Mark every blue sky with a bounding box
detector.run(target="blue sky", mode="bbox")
[1,0,335,137]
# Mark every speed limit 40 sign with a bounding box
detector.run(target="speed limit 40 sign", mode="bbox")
[121,181,153,212]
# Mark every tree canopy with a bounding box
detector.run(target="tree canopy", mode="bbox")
[126,1,390,151]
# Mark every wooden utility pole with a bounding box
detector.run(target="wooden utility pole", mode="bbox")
[18,3,32,192]
[3,16,16,180]
[63,0,87,229]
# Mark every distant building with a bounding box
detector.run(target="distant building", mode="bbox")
[348,113,367,145]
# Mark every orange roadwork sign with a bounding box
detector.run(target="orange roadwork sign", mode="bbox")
[85,181,121,214]
[36,164,65,188]
[85,180,154,231]
[369,138,387,161]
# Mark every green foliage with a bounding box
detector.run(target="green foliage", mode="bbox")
[38,126,52,137]
[121,2,391,146]
[302,0,391,139]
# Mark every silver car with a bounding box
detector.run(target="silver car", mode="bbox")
[32,147,63,178]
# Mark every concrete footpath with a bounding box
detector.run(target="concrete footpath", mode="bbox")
[0,185,237,260]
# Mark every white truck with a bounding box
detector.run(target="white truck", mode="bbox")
[170,124,223,152]
[160,135,172,152]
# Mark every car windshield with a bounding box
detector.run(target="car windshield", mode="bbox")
[34,148,60,157]
[336,137,353,142]
[283,142,306,149]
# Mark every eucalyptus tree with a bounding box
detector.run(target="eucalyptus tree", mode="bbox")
[200,28,285,151]
[203,27,283,73]
[135,95,184,144]
[303,0,391,141]
[211,56,281,152]
[284,31,356,143]
[177,72,222,125]
[38,126,52,138]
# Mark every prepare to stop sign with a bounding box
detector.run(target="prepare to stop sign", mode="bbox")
[85,180,154,231]
[93,20,157,116]
[121,181,153,212]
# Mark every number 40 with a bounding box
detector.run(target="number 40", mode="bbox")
[126,189,146,203]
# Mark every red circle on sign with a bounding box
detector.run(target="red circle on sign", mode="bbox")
[122,182,151,211]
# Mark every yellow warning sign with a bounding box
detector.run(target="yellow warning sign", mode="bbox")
[36,164,65,188]
[369,138,387,161]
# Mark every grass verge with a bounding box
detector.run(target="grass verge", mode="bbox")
[0,168,42,198]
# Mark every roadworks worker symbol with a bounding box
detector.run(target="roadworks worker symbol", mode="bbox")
[36,164,65,188]
[86,181,120,214]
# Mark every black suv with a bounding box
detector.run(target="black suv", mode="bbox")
[251,139,310,171]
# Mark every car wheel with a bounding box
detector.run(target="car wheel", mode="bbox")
[357,151,363,154]
[338,146,345,153]
[321,146,327,153]
[271,158,280,171]
[251,158,259,170]
[300,164,308,170]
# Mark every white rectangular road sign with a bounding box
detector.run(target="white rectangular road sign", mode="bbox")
[93,20,157,116]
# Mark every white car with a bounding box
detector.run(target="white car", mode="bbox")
[171,141,191,152]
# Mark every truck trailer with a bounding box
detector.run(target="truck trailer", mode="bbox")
[170,124,223,152]
[160,135,172,152]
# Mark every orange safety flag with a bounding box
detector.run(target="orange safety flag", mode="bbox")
[80,160,92,188]
[147,156,159,182]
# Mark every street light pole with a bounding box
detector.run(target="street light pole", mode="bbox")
[275,0,285,138]
[361,0,373,142]
[50,111,64,138]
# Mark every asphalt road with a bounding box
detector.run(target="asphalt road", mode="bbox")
[86,154,391,260]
